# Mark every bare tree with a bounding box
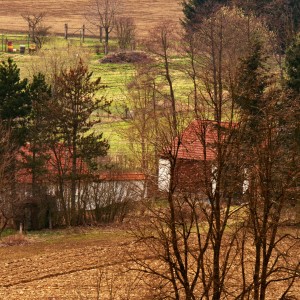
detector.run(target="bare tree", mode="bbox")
[129,18,239,299]
[128,6,299,300]
[184,6,267,121]
[233,40,300,299]
[231,91,300,300]
[130,118,244,299]
[86,0,120,54]
[118,64,161,199]
[22,12,51,49]
[124,65,159,171]
[145,21,181,134]
[115,17,136,50]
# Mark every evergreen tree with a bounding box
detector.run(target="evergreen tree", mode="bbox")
[50,60,110,226]
[0,58,31,145]
[265,0,300,51]
[0,58,30,120]
[234,40,299,299]
[0,58,31,227]
[286,34,300,92]
[285,34,300,153]
[236,0,300,51]
[182,0,228,28]
[23,73,52,196]
[290,0,300,35]
[53,60,110,168]
[182,0,206,26]
[235,41,269,135]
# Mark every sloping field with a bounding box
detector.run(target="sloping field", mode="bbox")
[0,229,150,299]
[0,0,182,36]
[0,227,299,299]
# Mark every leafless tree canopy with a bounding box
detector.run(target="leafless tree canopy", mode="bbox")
[86,0,120,54]
[127,7,300,300]
[115,17,136,50]
[22,12,51,49]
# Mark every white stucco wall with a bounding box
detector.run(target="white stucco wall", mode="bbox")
[158,159,171,192]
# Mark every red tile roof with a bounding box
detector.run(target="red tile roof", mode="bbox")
[16,144,87,184]
[174,120,234,161]
[16,144,146,184]
[98,172,146,181]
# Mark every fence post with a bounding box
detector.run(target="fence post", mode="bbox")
[82,25,85,43]
[65,23,68,40]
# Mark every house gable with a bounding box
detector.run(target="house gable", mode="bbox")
[159,120,235,193]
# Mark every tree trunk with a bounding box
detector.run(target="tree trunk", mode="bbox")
[163,49,177,133]
[104,27,109,55]
[71,130,78,226]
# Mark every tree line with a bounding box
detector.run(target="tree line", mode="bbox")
[122,1,300,299]
[0,57,119,230]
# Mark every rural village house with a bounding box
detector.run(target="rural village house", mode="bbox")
[158,119,249,196]
[12,144,146,230]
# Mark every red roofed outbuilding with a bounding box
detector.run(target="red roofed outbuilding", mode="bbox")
[158,120,235,193]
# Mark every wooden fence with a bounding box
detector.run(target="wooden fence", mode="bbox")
[1,34,30,53]
[64,24,104,42]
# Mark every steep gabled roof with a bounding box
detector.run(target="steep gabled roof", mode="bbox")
[174,120,234,161]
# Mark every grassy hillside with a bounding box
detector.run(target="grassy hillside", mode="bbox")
[0,0,183,36]
[0,33,194,163]
[0,0,183,164]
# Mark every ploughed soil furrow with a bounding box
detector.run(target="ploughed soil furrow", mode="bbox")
[2,259,124,288]
[0,236,151,299]
[0,243,128,287]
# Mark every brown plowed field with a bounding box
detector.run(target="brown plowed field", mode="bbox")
[0,229,150,299]
[0,228,299,299]
[0,0,182,36]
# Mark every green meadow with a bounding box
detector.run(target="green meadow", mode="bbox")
[0,35,193,161]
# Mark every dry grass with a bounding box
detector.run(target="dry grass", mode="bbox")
[0,0,183,37]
